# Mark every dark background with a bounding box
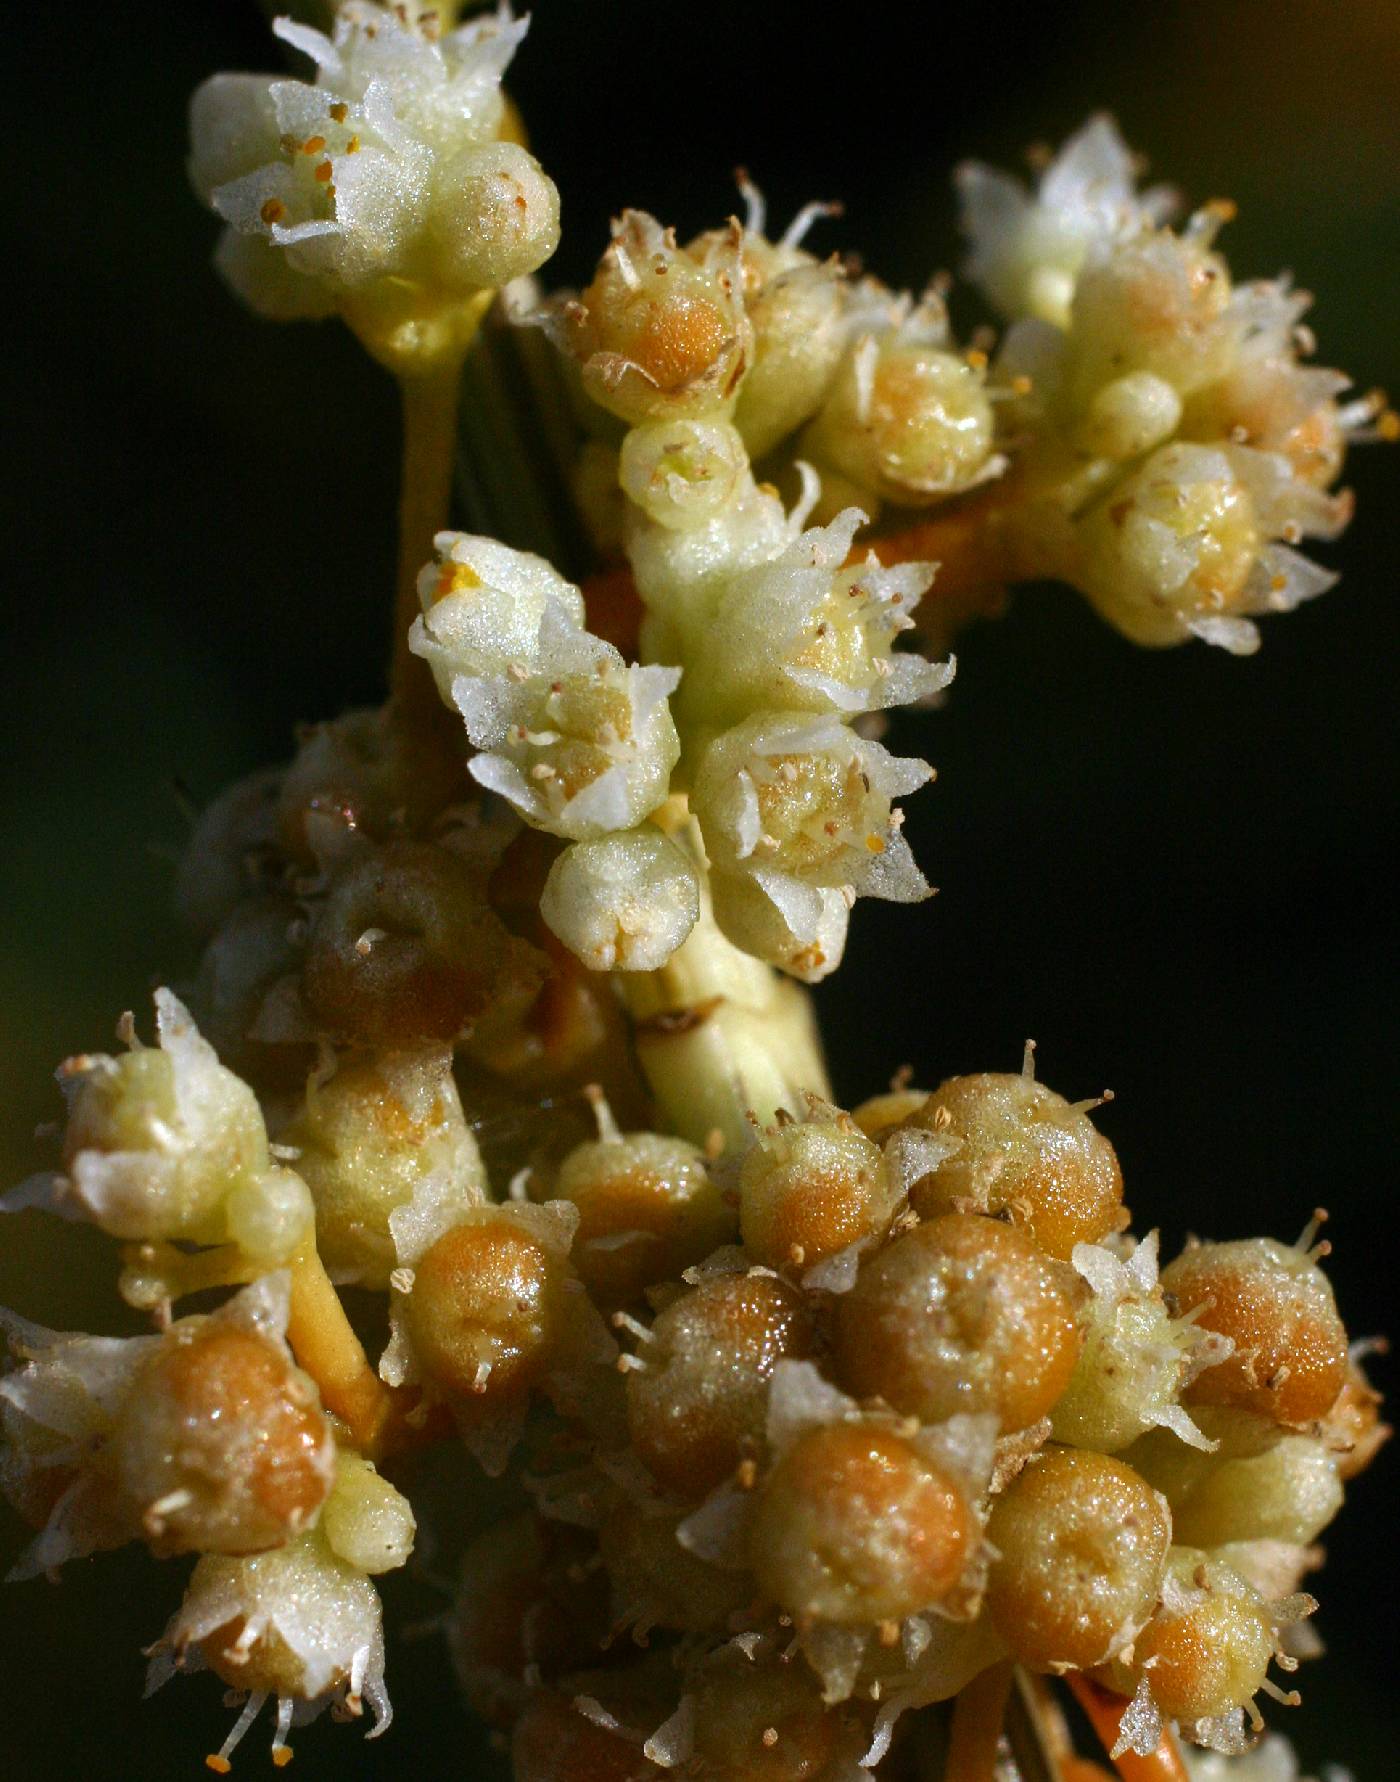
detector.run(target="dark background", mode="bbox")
[2,0,1395,1774]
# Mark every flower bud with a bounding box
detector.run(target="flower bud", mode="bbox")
[223,1165,316,1266]
[618,418,748,531]
[1073,370,1183,460]
[539,828,701,972]
[427,139,560,292]
[320,1452,416,1575]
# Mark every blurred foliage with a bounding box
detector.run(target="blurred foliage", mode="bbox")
[2,0,1395,1774]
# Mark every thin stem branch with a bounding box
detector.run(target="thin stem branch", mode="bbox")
[945,1661,1015,1782]
[390,355,467,717]
[286,1241,395,1458]
[1065,1676,1189,1782]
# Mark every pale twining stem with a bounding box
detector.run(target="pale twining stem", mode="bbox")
[286,1241,395,1458]
[945,1662,1014,1782]
[391,355,467,716]
[619,815,830,1155]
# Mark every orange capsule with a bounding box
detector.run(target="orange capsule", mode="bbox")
[749,1422,976,1624]
[898,1072,1122,1260]
[405,1213,576,1411]
[834,1212,1082,1430]
[112,1321,332,1557]
[985,1448,1170,1670]
[1162,1236,1348,1426]
[626,1273,814,1498]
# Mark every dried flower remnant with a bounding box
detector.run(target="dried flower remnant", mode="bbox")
[0,12,1388,1778]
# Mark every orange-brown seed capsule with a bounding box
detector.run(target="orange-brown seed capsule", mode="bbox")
[303,842,543,1048]
[740,1111,900,1273]
[985,1447,1170,1670]
[898,1073,1122,1260]
[625,1273,814,1498]
[449,1516,610,1726]
[1162,1236,1348,1426]
[1103,1549,1278,1722]
[112,1322,332,1557]
[405,1214,577,1411]
[748,1422,976,1624]
[555,1131,734,1308]
[834,1213,1083,1430]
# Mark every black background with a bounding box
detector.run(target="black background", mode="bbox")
[1,1,1395,1775]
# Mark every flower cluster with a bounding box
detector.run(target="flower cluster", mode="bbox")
[958,120,1387,652]
[1,6,1387,1778]
[189,2,559,366]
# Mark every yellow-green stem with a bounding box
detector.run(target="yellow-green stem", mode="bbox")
[619,816,830,1154]
[286,1241,395,1458]
[390,356,466,717]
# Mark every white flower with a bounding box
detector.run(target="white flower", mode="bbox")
[691,711,933,926]
[0,1311,157,1577]
[411,531,682,841]
[956,114,1173,327]
[189,4,558,336]
[146,1518,392,1769]
[692,507,955,720]
[42,990,272,1245]
[460,643,681,841]
[1075,440,1347,653]
[411,530,588,697]
[1052,1232,1231,1452]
